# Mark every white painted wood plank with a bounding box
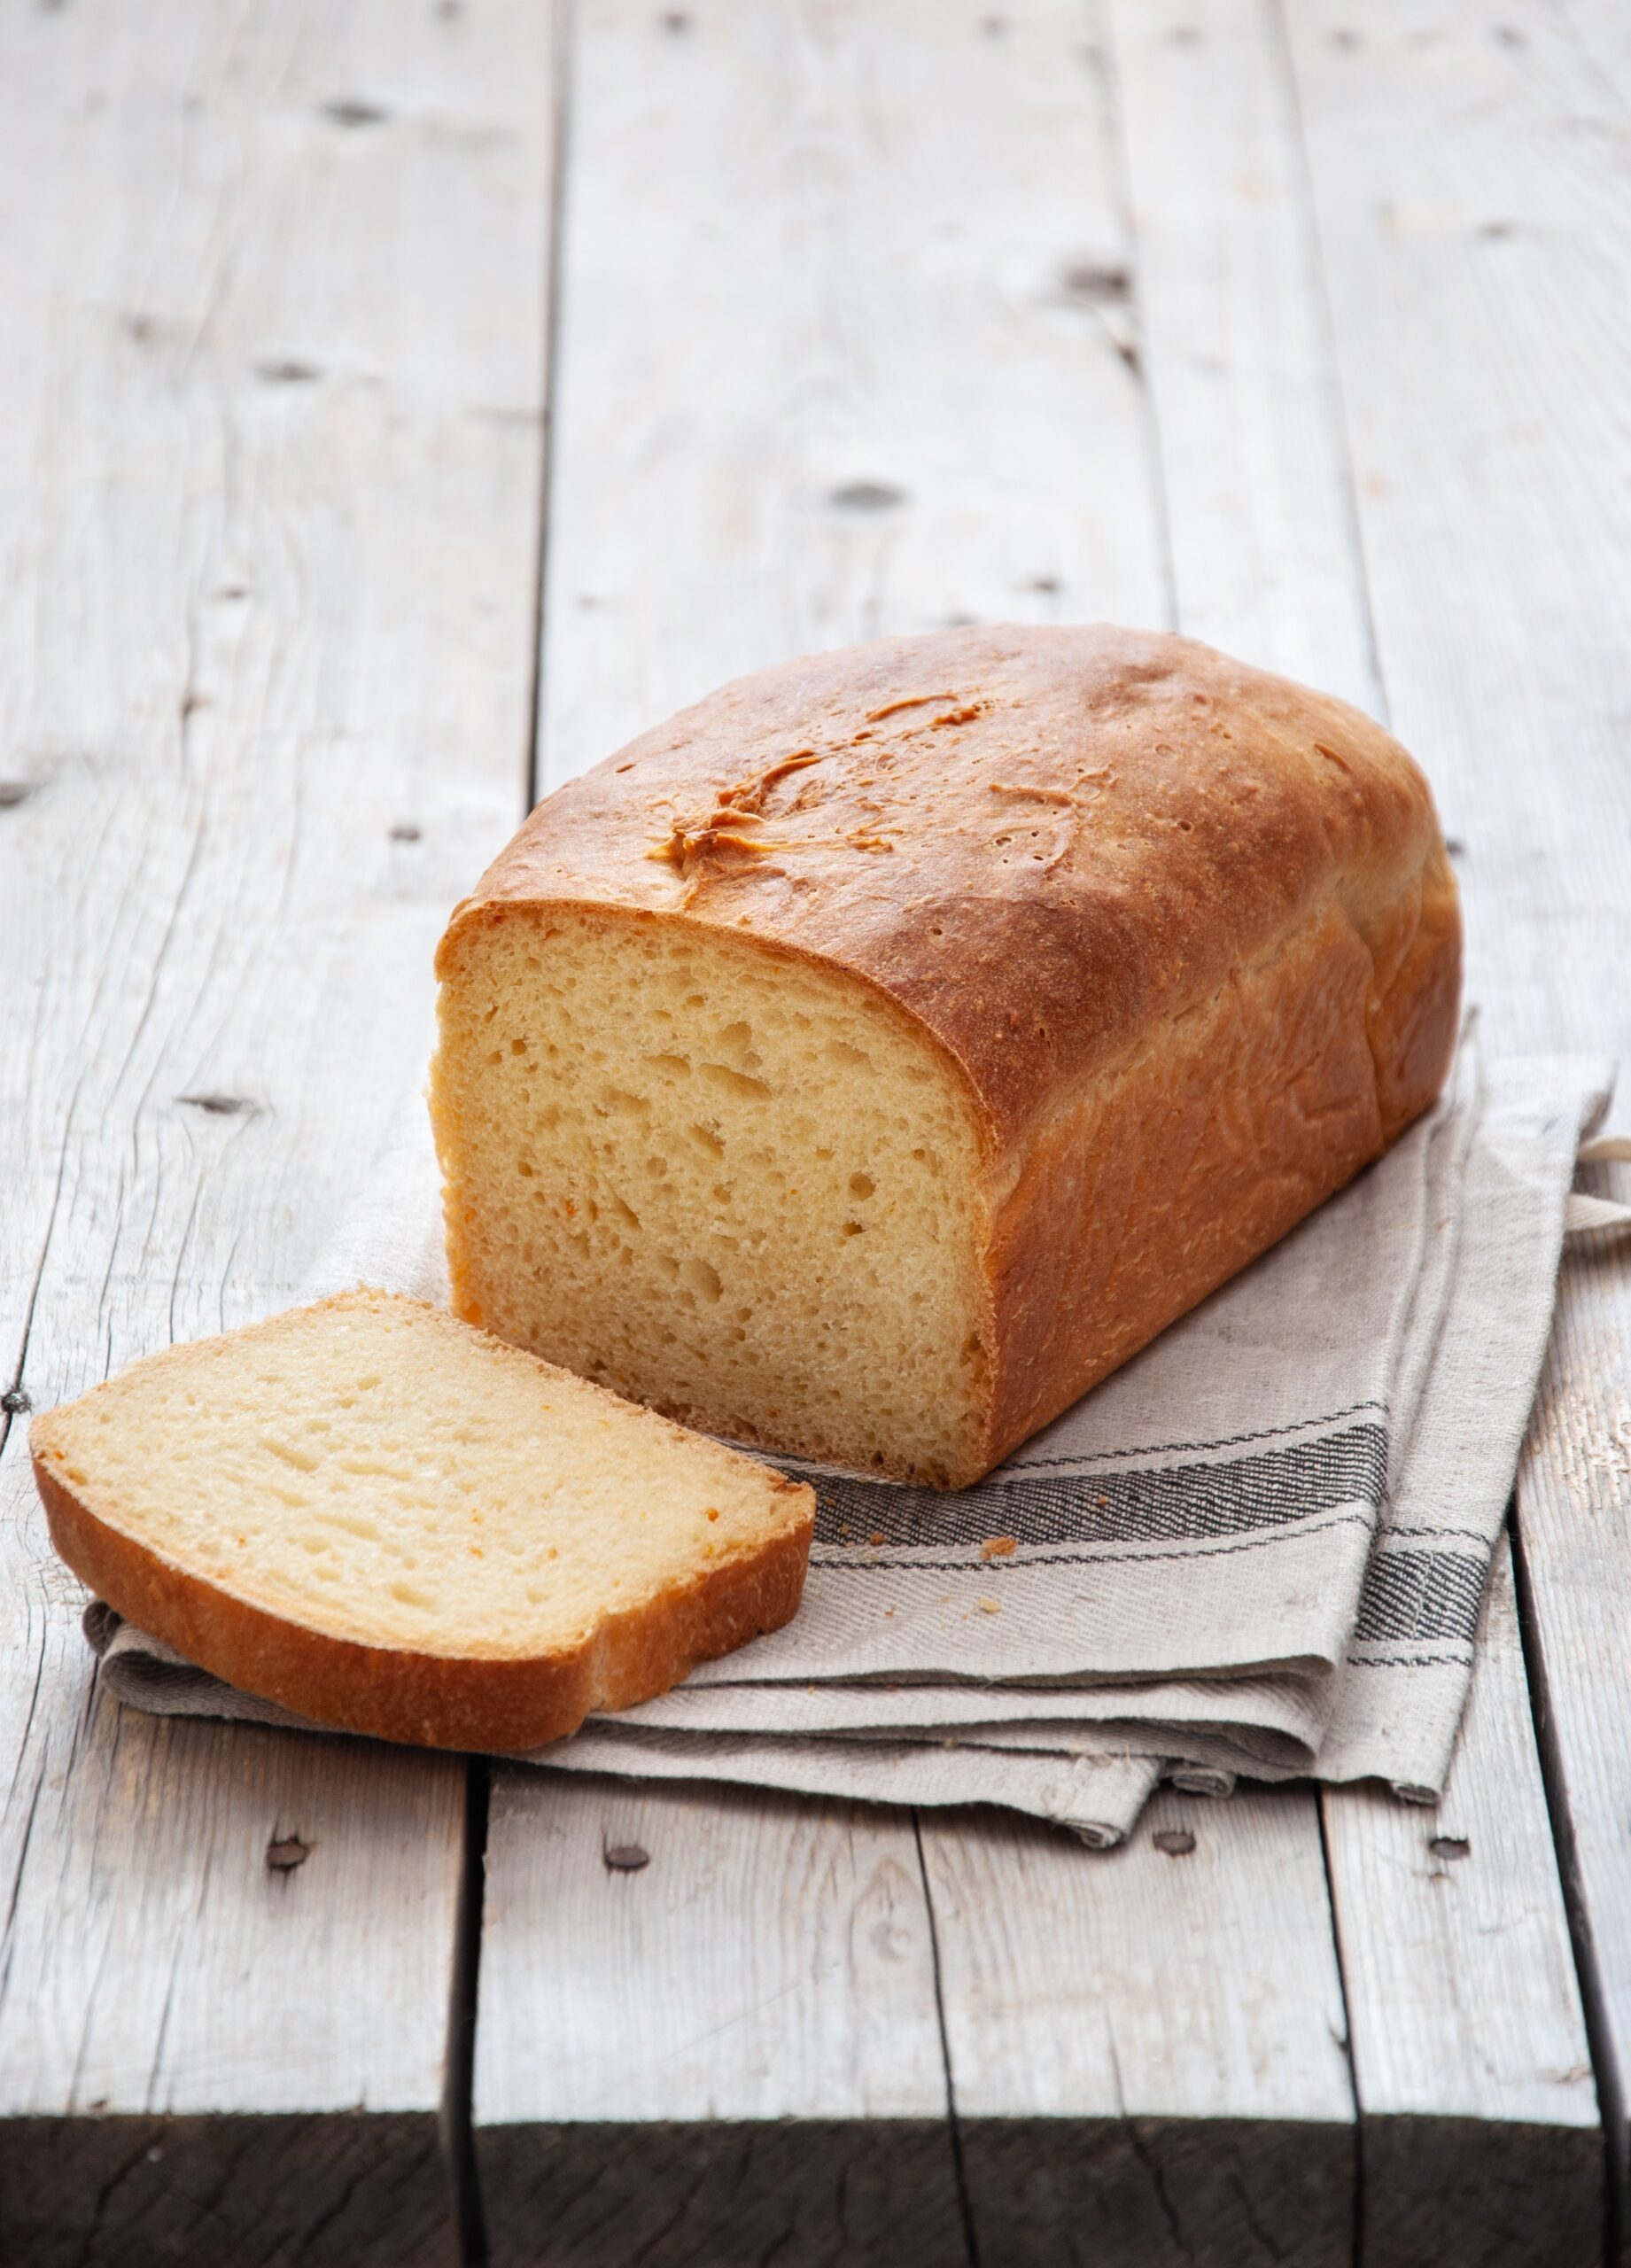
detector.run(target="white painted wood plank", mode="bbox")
[1323,1545,1601,2259]
[1279,0,1631,2243]
[920,1787,1355,2266]
[0,4,555,2259]
[1112,6,1604,2253]
[479,4,1356,2258]
[536,0,1166,787]
[476,1777,965,2264]
[1109,0,1378,713]
[1522,1189,1631,2248]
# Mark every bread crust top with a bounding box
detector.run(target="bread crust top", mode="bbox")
[442,625,1454,1153]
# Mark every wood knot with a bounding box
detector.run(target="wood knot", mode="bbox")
[604,1842,650,1873]
[1061,262,1130,305]
[1429,1835,1471,1861]
[2,1388,31,1415]
[267,1835,311,1873]
[322,97,388,127]
[179,1092,256,1116]
[1153,1829,1197,1857]
[829,480,906,512]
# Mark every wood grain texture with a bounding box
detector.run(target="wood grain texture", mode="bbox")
[474,1777,965,2265]
[920,1789,1355,2267]
[0,2104,447,2268]
[535,0,1166,788]
[478,2121,965,2268]
[1110,4,1606,2253]
[1108,0,1378,713]
[1323,1549,1601,2265]
[1280,0,1631,2241]
[0,2113,448,2268]
[956,2118,1350,2268]
[1520,1216,1631,2255]
[477,4,1361,2256]
[0,0,555,2253]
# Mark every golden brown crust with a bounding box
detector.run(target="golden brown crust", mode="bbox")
[35,1455,812,1751]
[976,897,1425,1465]
[438,625,1461,1487]
[444,625,1455,1153]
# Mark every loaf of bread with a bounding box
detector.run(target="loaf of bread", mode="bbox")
[432,625,1460,1489]
[31,1291,814,1750]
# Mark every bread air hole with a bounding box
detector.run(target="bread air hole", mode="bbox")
[682,1256,722,1302]
[699,1062,771,1100]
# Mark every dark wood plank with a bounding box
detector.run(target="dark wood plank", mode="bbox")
[958,2117,1352,2268]
[0,2114,449,2268]
[478,2121,967,2268]
[1361,2117,1602,2268]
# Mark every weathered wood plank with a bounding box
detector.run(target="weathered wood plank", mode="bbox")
[0,3,555,2257]
[1112,4,1605,2254]
[1107,0,1377,713]
[1521,1205,1631,2257]
[478,4,1357,2259]
[1279,0,1631,2246]
[534,0,1165,791]
[1324,1547,1601,2265]
[0,2115,450,2268]
[475,1779,964,2267]
[920,1788,1355,2267]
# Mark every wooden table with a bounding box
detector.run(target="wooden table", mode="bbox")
[2,4,1627,2262]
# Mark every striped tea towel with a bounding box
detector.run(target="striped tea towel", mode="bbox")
[84,1030,1619,1846]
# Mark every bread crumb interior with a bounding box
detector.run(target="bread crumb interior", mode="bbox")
[432,912,989,1484]
[49,1293,801,1657]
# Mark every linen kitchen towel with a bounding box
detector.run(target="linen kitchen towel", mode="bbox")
[85,1031,1617,1845]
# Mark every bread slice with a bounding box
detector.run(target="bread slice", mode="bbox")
[431,624,1459,1487]
[30,1290,814,1751]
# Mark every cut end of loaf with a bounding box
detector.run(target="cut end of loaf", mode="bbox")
[431,909,995,1486]
[31,1290,815,1751]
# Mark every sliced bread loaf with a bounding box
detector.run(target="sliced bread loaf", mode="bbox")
[31,1290,814,1751]
[431,624,1459,1487]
